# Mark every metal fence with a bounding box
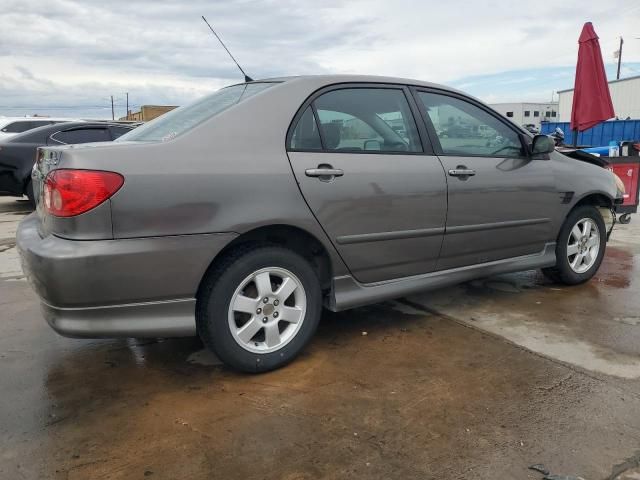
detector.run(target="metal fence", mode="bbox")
[540,120,640,146]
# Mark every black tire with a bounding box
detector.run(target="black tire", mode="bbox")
[542,205,606,285]
[25,180,35,208]
[196,245,322,373]
[619,214,631,224]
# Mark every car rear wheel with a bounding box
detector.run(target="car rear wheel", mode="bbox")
[197,245,322,372]
[541,205,606,285]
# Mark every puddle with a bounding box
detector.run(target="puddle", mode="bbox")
[613,317,640,326]
[465,314,640,379]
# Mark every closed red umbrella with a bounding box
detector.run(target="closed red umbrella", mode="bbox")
[570,22,615,134]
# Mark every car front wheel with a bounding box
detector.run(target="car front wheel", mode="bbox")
[542,205,606,285]
[197,245,322,372]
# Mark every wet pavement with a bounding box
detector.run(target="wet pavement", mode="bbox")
[1,196,640,480]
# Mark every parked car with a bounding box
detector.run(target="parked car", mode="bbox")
[0,117,81,140]
[0,121,135,205]
[17,75,622,372]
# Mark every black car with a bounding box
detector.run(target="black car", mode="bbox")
[0,122,136,205]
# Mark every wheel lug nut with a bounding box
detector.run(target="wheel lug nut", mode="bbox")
[256,308,262,314]
[262,317,268,323]
[263,297,269,304]
[273,311,279,318]
[273,300,279,306]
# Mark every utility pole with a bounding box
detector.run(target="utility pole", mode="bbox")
[616,36,624,80]
[110,95,115,120]
[126,92,129,120]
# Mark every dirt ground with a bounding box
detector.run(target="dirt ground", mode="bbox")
[1,196,639,480]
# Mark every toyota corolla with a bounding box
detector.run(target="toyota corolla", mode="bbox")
[17,75,622,372]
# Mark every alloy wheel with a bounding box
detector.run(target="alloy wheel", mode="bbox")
[567,217,600,274]
[228,267,307,353]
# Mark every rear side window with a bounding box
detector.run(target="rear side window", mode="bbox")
[118,82,276,143]
[289,107,322,150]
[2,120,51,133]
[309,88,422,153]
[50,128,111,144]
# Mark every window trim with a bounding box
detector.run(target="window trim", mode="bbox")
[286,82,434,156]
[409,86,530,160]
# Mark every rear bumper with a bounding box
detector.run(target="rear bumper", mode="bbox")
[17,213,237,338]
[41,299,197,338]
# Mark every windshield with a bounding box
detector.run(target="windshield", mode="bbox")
[118,82,276,142]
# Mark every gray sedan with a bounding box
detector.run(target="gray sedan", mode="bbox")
[17,75,622,371]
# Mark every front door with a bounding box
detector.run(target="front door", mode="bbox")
[287,85,448,284]
[414,90,557,270]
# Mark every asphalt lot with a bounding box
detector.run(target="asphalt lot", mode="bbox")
[1,196,640,480]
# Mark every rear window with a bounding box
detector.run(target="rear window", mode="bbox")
[118,82,276,143]
[1,120,52,133]
[50,128,111,144]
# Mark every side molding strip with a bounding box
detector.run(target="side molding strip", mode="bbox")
[336,227,445,245]
[335,219,550,245]
[446,218,550,234]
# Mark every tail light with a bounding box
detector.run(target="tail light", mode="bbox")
[43,169,124,217]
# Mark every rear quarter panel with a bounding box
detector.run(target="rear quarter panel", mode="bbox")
[56,79,350,276]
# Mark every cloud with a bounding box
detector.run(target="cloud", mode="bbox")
[1,0,639,117]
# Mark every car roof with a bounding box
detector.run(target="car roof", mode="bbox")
[243,74,466,94]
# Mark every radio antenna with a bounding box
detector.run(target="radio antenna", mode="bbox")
[201,15,253,82]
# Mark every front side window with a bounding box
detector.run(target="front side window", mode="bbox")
[118,82,276,143]
[310,88,422,153]
[417,92,524,158]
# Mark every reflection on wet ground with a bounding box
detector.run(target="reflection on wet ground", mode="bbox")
[1,197,640,479]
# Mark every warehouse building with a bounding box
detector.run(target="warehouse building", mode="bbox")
[557,75,640,121]
[120,105,177,122]
[488,102,559,128]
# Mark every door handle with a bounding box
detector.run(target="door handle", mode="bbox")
[305,165,344,181]
[448,168,476,177]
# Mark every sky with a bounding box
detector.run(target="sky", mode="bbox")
[1,0,639,119]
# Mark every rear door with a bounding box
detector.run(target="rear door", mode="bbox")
[287,84,448,284]
[413,89,557,270]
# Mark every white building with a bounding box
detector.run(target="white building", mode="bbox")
[557,74,640,122]
[488,102,559,128]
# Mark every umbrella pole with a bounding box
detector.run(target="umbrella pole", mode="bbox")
[572,129,578,148]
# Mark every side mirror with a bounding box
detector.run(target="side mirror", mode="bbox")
[530,134,555,156]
